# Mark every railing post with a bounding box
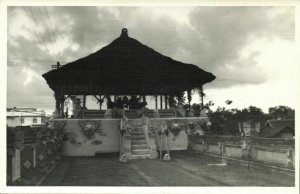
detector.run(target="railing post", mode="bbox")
[219,141,224,156]
[33,146,36,168]
[12,149,21,182]
[204,140,208,153]
[119,119,123,155]
[143,118,150,146]
[286,148,293,168]
[119,117,132,162]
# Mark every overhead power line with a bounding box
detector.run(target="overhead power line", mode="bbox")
[22,6,54,63]
[38,7,54,46]
[44,7,58,45]
[37,6,60,65]
[26,6,56,63]
[43,6,63,63]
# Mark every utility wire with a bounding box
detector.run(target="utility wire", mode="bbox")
[27,7,56,62]
[22,6,54,63]
[38,7,55,53]
[43,7,63,63]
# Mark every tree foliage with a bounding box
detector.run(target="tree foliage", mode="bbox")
[209,105,266,135]
[186,100,268,135]
[268,105,295,119]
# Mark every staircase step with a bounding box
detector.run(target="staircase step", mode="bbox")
[131,135,146,140]
[131,154,150,160]
[131,133,145,137]
[132,149,150,155]
[131,127,144,132]
[132,144,148,150]
[132,126,144,129]
[131,128,144,132]
[126,114,139,118]
[131,131,144,135]
[131,139,147,145]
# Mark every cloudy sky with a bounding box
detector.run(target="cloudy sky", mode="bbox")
[6,6,296,113]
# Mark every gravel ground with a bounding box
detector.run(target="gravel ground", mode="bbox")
[41,153,295,186]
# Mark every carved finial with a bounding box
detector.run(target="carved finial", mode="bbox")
[120,28,128,38]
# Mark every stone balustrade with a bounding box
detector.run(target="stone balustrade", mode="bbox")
[6,125,64,185]
[190,135,295,169]
[7,120,295,185]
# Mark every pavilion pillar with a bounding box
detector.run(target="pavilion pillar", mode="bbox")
[164,95,168,109]
[200,85,204,107]
[160,95,163,110]
[187,90,192,110]
[105,95,112,108]
[54,92,61,113]
[99,95,102,110]
[55,99,60,113]
[83,95,86,108]
[60,97,65,117]
[155,96,158,109]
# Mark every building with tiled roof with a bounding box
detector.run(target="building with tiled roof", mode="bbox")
[260,119,294,138]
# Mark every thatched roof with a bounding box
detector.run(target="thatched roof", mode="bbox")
[42,28,215,95]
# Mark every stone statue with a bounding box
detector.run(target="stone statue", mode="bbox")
[73,98,82,118]
[104,109,112,118]
[177,103,186,117]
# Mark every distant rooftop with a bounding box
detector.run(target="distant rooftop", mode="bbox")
[265,119,294,129]
[261,119,295,138]
[7,107,46,117]
[7,111,45,117]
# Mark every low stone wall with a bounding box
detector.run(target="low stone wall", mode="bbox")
[6,126,64,185]
[48,117,208,156]
[190,135,295,169]
[51,119,121,156]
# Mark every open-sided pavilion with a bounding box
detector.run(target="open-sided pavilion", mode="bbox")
[42,28,216,160]
[43,28,215,116]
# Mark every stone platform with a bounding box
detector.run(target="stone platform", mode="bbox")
[41,152,294,186]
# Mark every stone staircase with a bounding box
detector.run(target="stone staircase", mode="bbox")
[125,110,139,118]
[130,127,151,159]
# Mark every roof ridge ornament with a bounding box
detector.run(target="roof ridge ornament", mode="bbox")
[120,28,128,38]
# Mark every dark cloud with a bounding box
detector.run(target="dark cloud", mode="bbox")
[127,15,181,57]
[7,6,295,110]
[185,6,294,88]
[188,7,294,67]
[49,7,126,58]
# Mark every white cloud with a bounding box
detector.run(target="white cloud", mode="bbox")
[7,6,296,113]
[8,7,45,42]
[45,35,73,55]
[22,67,42,85]
[71,42,79,51]
[201,38,296,112]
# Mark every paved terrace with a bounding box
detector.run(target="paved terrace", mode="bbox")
[41,152,294,186]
